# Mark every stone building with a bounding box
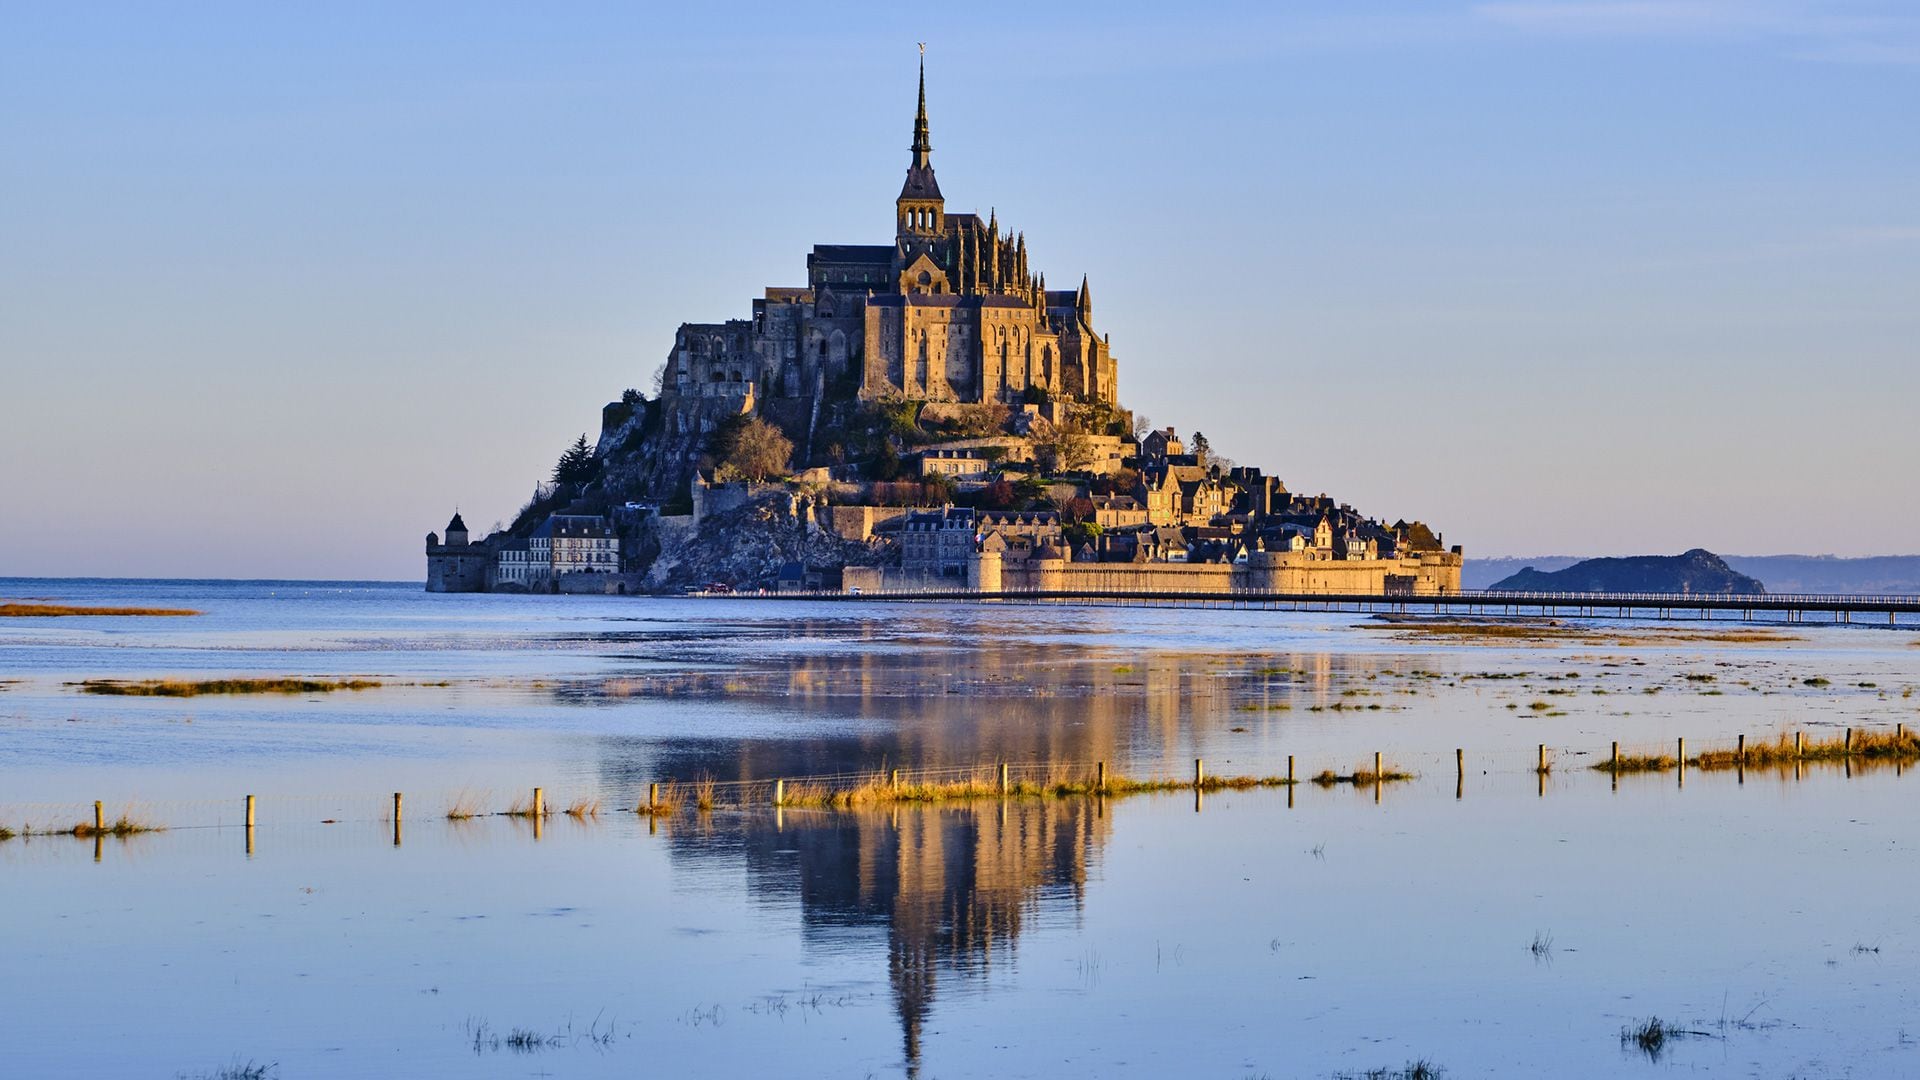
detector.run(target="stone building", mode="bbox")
[901,506,977,581]
[662,56,1119,417]
[425,512,488,593]
[532,514,620,576]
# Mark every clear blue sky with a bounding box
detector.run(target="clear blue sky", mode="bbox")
[2,2,1915,579]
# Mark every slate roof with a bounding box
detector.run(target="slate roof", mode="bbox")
[811,245,894,264]
[899,165,943,201]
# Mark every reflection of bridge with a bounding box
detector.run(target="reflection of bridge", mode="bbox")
[715,589,1920,626]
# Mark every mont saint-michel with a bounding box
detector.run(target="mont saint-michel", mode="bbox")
[427,59,1461,597]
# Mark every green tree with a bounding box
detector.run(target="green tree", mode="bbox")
[553,434,597,485]
[1190,431,1211,466]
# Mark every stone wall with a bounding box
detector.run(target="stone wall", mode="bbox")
[982,550,1463,596]
[821,505,912,542]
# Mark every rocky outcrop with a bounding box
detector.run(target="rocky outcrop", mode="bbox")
[641,493,893,592]
[1489,549,1764,595]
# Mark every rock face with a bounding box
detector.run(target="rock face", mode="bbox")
[1488,549,1765,595]
[640,494,891,593]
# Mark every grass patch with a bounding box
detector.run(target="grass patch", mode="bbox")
[770,766,1299,810]
[444,790,486,821]
[177,1061,278,1080]
[1803,677,1831,687]
[1596,727,1920,773]
[1620,1016,1708,1061]
[692,775,717,813]
[637,782,684,816]
[1331,1062,1445,1080]
[1310,762,1414,787]
[563,797,601,819]
[14,811,166,839]
[74,677,383,697]
[1,602,200,617]
[502,794,547,819]
[72,813,164,838]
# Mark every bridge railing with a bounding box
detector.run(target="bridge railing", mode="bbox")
[692,585,1920,610]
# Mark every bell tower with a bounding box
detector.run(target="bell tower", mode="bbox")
[895,46,944,243]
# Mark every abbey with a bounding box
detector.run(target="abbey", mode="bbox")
[666,58,1118,409]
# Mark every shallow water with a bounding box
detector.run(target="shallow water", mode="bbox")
[3,580,1919,1077]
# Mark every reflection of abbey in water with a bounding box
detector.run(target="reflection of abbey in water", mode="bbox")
[672,800,1107,1077]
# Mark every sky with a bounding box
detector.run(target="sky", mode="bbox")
[1,1,1915,580]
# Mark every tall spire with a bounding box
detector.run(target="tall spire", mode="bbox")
[911,44,931,169]
[896,44,943,210]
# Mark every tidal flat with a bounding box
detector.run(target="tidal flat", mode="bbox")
[3,579,1919,1077]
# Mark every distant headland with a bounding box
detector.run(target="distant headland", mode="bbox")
[1489,550,1764,596]
[426,55,1461,598]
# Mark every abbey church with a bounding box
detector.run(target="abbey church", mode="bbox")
[666,57,1119,408]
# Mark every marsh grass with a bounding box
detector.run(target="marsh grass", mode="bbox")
[1332,1062,1445,1080]
[17,811,166,839]
[1309,762,1414,787]
[1,602,200,617]
[1596,728,1920,774]
[691,775,718,813]
[502,794,547,819]
[75,677,383,697]
[445,790,487,821]
[177,1060,278,1080]
[770,766,1298,809]
[637,783,684,816]
[1620,1016,1710,1060]
[563,797,601,819]
[74,813,164,838]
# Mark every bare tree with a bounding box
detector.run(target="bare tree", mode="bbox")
[715,417,793,482]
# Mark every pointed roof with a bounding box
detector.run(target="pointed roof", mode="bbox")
[899,50,943,202]
[446,511,468,534]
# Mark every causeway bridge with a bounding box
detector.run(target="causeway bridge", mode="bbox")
[710,587,1920,627]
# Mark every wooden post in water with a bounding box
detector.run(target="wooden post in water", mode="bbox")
[1537,744,1547,773]
[647,782,658,812]
[532,787,544,819]
[1095,760,1107,794]
[998,763,1009,797]
[773,779,785,807]
[1795,731,1803,759]
[1373,751,1382,778]
[1287,755,1295,785]
[1845,728,1854,756]
[890,768,900,791]
[93,800,104,834]
[1737,734,1746,762]
[392,792,402,847]
[1456,748,1464,779]
[245,794,256,829]
[1611,741,1620,772]
[1194,758,1205,789]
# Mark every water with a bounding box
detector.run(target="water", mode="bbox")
[3,579,1918,1077]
